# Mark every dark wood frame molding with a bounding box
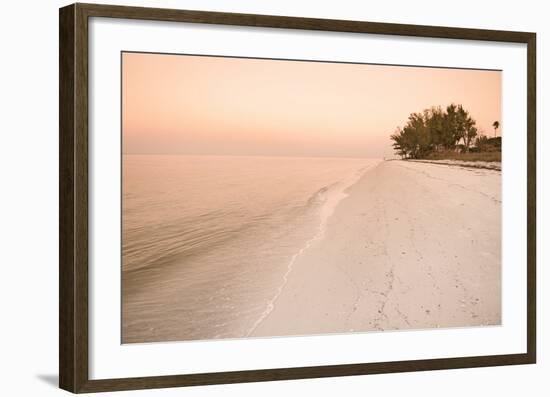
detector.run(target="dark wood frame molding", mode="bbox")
[59,2,536,393]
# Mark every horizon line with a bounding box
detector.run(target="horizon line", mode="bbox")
[122,153,387,160]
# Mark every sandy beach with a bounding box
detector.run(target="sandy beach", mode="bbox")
[121,52,504,344]
[250,160,501,337]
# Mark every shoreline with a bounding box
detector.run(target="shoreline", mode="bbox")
[246,161,381,336]
[250,160,501,337]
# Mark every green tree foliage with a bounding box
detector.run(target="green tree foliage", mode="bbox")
[390,104,488,159]
[492,120,500,137]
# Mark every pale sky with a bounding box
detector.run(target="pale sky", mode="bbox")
[122,52,501,158]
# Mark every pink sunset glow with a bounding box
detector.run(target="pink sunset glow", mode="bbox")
[122,52,501,158]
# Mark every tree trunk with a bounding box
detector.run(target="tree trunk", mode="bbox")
[463,136,470,153]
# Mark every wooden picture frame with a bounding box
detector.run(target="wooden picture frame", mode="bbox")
[59,2,536,393]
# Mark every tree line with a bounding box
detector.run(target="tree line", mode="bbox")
[390,104,500,159]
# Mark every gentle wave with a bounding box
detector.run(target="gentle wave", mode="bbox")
[246,164,374,336]
[122,155,381,342]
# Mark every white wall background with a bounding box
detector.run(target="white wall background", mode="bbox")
[0,0,546,395]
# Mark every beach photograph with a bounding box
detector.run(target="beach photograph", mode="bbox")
[121,52,502,344]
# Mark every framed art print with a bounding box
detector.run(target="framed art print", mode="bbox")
[59,3,536,393]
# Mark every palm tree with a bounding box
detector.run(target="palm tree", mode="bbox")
[492,120,500,138]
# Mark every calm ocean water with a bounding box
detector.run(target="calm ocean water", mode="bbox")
[122,155,379,343]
